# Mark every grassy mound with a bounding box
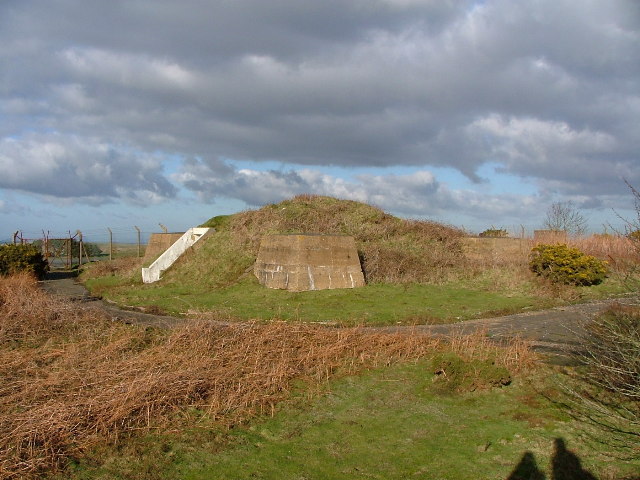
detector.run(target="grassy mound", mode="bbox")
[170,195,466,287]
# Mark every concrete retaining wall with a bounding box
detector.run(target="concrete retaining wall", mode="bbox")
[254,234,365,292]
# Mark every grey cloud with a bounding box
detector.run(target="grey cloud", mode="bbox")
[0,0,638,215]
[0,133,177,204]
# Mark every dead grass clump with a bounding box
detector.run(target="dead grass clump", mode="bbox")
[0,272,88,344]
[446,328,538,374]
[569,235,640,279]
[81,256,142,280]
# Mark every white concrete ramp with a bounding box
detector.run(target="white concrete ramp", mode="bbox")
[142,227,212,283]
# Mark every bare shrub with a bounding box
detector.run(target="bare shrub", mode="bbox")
[544,200,587,236]
[560,305,640,456]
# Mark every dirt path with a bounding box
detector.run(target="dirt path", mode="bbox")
[40,271,190,328]
[40,271,640,364]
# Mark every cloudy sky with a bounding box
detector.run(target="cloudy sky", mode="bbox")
[1,0,639,242]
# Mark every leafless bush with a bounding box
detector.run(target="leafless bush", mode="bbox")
[544,200,587,236]
[563,305,640,456]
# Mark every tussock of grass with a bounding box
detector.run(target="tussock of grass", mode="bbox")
[0,274,537,479]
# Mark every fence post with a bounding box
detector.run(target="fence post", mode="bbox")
[135,226,141,258]
[66,231,72,269]
[13,231,18,245]
[42,230,49,259]
[77,230,83,266]
[108,228,113,261]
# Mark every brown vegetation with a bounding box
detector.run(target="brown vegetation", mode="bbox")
[0,273,537,479]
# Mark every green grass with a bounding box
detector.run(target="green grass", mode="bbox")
[84,275,543,325]
[61,361,640,480]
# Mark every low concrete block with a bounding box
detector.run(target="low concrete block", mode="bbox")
[254,234,365,291]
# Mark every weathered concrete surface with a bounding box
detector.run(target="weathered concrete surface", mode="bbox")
[254,234,365,291]
[142,228,212,283]
[142,233,185,263]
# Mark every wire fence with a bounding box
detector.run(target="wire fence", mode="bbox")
[5,226,170,268]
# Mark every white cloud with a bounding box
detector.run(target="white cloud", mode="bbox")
[174,157,541,223]
[0,133,176,204]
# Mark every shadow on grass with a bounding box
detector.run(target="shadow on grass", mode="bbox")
[507,438,598,480]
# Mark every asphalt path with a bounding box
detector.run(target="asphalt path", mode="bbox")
[40,270,640,365]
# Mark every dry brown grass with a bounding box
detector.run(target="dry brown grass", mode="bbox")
[447,328,538,374]
[80,256,142,280]
[0,273,537,479]
[569,234,639,272]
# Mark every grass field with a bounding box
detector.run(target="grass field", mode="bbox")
[60,362,639,480]
[38,196,638,479]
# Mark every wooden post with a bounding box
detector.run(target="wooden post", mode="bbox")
[66,232,72,269]
[42,230,49,259]
[134,226,141,257]
[108,228,113,261]
[77,230,83,266]
[13,231,18,245]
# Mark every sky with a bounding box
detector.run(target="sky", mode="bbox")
[1,0,639,243]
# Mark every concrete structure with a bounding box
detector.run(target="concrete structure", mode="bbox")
[142,228,212,283]
[254,234,365,292]
[533,230,568,244]
[143,233,184,263]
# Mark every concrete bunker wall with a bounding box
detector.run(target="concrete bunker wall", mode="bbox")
[143,233,184,263]
[254,234,365,292]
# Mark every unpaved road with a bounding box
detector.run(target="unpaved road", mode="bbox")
[40,271,640,364]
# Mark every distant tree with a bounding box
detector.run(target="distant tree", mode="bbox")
[543,201,587,236]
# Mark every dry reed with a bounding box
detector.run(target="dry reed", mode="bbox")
[0,274,536,479]
[569,234,639,272]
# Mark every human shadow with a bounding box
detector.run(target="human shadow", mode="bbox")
[551,438,597,480]
[507,451,546,480]
[507,438,599,480]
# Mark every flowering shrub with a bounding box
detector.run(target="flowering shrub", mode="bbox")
[0,244,49,279]
[529,244,607,286]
